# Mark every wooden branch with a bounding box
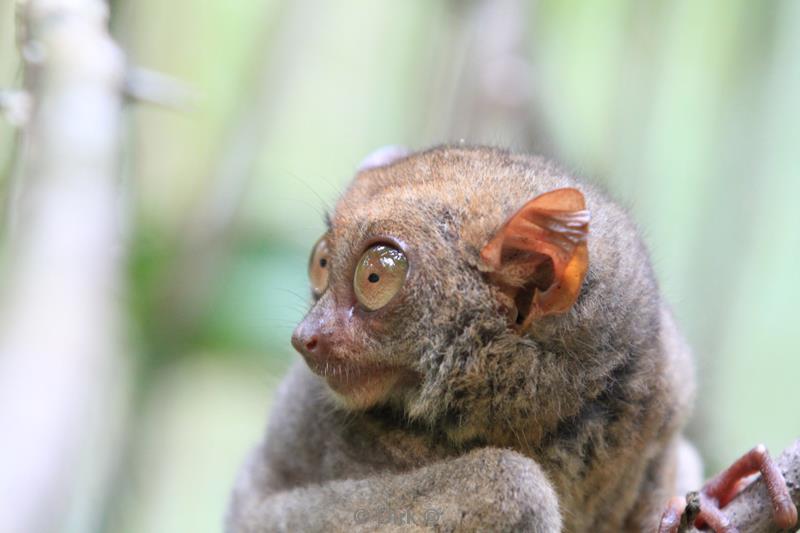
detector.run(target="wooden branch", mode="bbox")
[686,439,800,533]
[0,1,129,532]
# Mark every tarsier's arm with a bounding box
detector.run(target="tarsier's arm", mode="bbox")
[228,445,560,533]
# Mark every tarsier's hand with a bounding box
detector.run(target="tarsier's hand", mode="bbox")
[657,444,798,533]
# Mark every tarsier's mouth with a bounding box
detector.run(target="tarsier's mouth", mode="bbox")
[301,354,398,395]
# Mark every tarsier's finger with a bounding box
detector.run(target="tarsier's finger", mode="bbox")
[693,492,737,533]
[701,444,797,529]
[656,496,686,533]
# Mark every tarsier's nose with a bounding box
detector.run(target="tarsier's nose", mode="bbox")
[291,322,330,360]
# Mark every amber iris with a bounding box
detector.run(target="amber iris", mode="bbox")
[354,244,408,311]
[308,236,331,298]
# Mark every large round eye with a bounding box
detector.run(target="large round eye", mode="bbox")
[354,244,408,311]
[308,236,330,298]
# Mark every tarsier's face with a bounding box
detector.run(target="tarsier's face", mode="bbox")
[291,147,590,413]
[292,230,421,409]
[291,199,468,410]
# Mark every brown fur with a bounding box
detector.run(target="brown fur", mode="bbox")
[227,146,699,532]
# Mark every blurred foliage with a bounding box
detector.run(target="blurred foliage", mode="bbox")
[1,1,799,532]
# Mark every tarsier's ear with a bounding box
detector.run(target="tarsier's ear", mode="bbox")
[356,145,410,172]
[480,188,590,331]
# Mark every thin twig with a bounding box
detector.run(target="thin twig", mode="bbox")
[124,66,199,110]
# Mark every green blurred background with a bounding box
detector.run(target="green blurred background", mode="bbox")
[1,1,799,532]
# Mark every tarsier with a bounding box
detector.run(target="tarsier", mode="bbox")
[227,146,798,532]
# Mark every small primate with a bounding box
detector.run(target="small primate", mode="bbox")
[227,146,797,532]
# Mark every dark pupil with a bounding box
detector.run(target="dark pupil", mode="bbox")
[368,273,380,283]
[319,258,327,268]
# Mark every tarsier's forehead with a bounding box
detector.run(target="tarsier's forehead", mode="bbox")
[327,146,583,257]
[332,148,498,232]
[327,203,434,266]
[328,180,477,253]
